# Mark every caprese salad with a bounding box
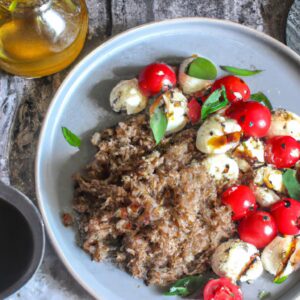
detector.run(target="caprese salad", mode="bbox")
[63,54,300,300]
[108,55,300,299]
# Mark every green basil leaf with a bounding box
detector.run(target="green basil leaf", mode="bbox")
[273,275,288,284]
[164,275,206,296]
[201,88,229,120]
[61,127,81,148]
[258,290,271,300]
[251,92,273,110]
[8,0,18,11]
[221,85,229,103]
[150,107,168,145]
[188,57,217,80]
[220,65,263,76]
[164,286,188,296]
[283,169,300,200]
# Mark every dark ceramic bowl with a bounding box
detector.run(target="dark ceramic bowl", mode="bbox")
[0,181,45,299]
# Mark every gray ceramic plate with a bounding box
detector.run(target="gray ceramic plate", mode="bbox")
[36,18,300,300]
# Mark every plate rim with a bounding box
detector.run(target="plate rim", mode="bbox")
[35,17,300,300]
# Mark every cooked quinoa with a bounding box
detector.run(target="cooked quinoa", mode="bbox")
[72,114,235,286]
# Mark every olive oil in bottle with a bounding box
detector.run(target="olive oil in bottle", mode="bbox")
[0,0,88,77]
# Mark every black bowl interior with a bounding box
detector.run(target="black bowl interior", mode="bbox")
[0,181,45,299]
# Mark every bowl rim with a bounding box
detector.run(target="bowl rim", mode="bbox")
[0,181,45,299]
[35,17,300,300]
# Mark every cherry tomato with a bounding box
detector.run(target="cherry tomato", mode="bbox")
[225,101,271,138]
[138,63,177,96]
[193,90,209,103]
[211,75,250,103]
[201,94,209,103]
[271,198,300,235]
[238,211,277,248]
[222,185,257,221]
[188,97,202,124]
[203,278,243,300]
[265,136,300,169]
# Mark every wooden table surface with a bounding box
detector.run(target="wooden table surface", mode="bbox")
[0,0,295,299]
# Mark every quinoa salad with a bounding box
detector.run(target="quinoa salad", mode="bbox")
[62,56,300,299]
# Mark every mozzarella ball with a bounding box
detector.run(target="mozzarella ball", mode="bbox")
[286,238,300,277]
[254,166,285,193]
[262,236,293,276]
[232,138,265,172]
[262,236,300,279]
[202,154,239,185]
[267,109,300,140]
[196,115,241,154]
[212,239,263,282]
[234,157,252,172]
[234,137,265,163]
[253,186,280,208]
[162,88,188,135]
[110,78,147,114]
[240,258,264,283]
[178,57,212,94]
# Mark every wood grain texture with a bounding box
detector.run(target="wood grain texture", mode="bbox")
[261,0,295,41]
[0,0,294,299]
[111,0,265,32]
[286,0,300,54]
[8,0,110,198]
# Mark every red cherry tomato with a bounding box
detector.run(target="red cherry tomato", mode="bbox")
[201,94,209,103]
[225,101,271,138]
[271,198,300,235]
[138,63,177,96]
[238,211,277,248]
[188,97,202,124]
[203,278,243,300]
[222,185,257,221]
[193,90,209,103]
[265,136,300,168]
[211,75,250,103]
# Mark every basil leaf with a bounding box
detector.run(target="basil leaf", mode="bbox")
[274,275,288,284]
[251,92,273,110]
[150,107,168,145]
[220,65,263,76]
[61,127,81,148]
[201,88,229,120]
[8,0,18,11]
[258,290,271,300]
[164,286,188,296]
[188,57,217,80]
[283,169,300,200]
[164,275,206,296]
[221,85,229,103]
